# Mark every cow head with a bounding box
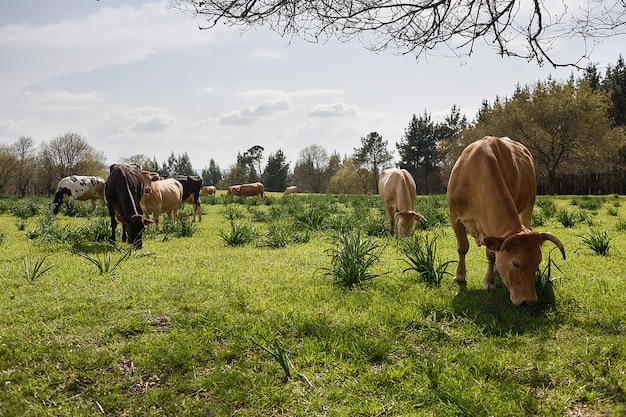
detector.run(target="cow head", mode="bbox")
[116,214,153,248]
[140,171,160,194]
[394,210,426,237]
[484,231,565,307]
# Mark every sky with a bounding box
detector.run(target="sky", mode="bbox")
[1,0,624,173]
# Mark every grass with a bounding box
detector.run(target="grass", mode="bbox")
[0,194,625,416]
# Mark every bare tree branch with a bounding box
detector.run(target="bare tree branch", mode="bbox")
[173,0,626,68]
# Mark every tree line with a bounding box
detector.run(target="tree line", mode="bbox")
[1,57,625,196]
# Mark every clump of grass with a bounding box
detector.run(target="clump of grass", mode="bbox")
[607,207,619,216]
[10,200,41,219]
[77,244,133,275]
[616,220,626,232]
[253,336,292,380]
[414,196,449,229]
[576,228,613,256]
[161,214,197,239]
[400,232,455,287]
[23,255,54,282]
[218,220,257,246]
[573,196,604,211]
[535,250,563,308]
[536,197,557,218]
[293,203,329,229]
[556,208,577,228]
[323,232,385,289]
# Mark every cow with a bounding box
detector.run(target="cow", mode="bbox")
[378,168,425,236]
[169,175,203,222]
[140,172,183,232]
[50,175,105,214]
[446,136,565,307]
[105,163,153,249]
[200,185,216,196]
[283,186,297,196]
[226,182,265,199]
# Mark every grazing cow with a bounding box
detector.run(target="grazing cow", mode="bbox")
[105,163,153,249]
[169,175,203,222]
[378,168,425,236]
[283,186,297,196]
[200,185,216,196]
[50,175,105,214]
[447,136,565,307]
[140,172,183,232]
[226,182,265,199]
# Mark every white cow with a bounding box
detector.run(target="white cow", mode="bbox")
[50,175,105,214]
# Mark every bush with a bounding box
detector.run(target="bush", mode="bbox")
[400,232,455,287]
[323,232,385,289]
[577,228,613,256]
[218,220,257,246]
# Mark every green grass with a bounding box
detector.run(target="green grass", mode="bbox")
[0,194,625,416]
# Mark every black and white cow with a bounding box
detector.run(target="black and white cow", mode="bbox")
[105,164,153,249]
[50,175,106,214]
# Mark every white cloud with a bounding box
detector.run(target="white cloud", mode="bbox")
[219,98,292,125]
[308,102,358,118]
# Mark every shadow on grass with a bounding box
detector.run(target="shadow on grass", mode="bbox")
[450,277,561,336]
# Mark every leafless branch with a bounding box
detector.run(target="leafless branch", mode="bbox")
[173,0,626,68]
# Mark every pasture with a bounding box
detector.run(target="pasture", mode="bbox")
[0,193,625,416]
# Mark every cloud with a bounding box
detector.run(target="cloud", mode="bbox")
[219,98,292,125]
[307,102,358,118]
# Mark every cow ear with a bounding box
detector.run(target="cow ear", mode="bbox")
[116,215,128,225]
[483,236,505,251]
[409,211,426,222]
[143,218,154,226]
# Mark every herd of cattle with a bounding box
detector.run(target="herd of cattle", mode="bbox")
[49,137,566,307]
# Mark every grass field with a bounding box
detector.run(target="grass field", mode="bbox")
[0,193,624,416]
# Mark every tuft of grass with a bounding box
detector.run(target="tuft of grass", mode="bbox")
[23,254,54,282]
[576,228,613,256]
[535,249,563,308]
[77,244,133,274]
[323,232,385,289]
[218,220,257,246]
[556,208,577,228]
[253,336,293,380]
[400,232,455,286]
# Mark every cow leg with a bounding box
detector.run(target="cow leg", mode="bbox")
[483,248,497,290]
[451,219,469,285]
[91,199,97,211]
[385,207,395,234]
[109,208,118,243]
[195,201,202,222]
[154,212,160,232]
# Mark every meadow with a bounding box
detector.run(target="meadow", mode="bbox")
[0,193,624,416]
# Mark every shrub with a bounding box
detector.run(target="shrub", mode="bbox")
[577,228,613,256]
[400,232,455,287]
[323,232,385,289]
[556,209,577,228]
[218,220,257,246]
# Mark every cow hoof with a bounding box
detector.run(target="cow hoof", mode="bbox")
[453,276,466,286]
[483,282,496,291]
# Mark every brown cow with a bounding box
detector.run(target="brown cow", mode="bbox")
[283,186,297,196]
[139,172,183,232]
[447,136,565,307]
[378,168,425,236]
[200,185,216,196]
[226,182,265,199]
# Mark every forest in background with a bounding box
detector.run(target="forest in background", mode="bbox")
[1,57,625,196]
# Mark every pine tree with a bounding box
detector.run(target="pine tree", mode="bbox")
[262,149,290,192]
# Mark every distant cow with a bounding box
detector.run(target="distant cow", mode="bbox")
[140,172,183,232]
[226,182,265,199]
[105,163,153,249]
[378,168,425,236]
[169,175,203,222]
[50,175,105,214]
[447,136,565,307]
[283,186,297,196]
[200,185,216,196]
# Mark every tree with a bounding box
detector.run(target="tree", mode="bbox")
[175,0,626,68]
[262,149,290,192]
[292,144,329,193]
[470,79,616,194]
[11,136,37,197]
[201,159,223,186]
[396,112,441,194]
[123,154,159,171]
[326,158,361,194]
[0,145,17,195]
[39,132,107,190]
[243,145,264,181]
[160,151,195,176]
[602,55,626,126]
[353,132,393,193]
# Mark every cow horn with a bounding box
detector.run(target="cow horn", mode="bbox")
[542,232,566,260]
